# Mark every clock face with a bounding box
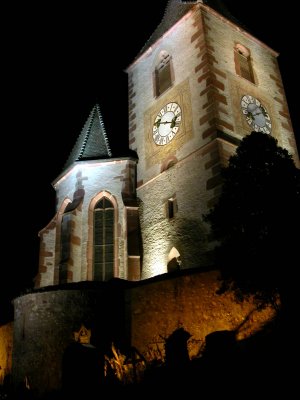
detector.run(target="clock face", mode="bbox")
[152,102,182,146]
[241,95,272,134]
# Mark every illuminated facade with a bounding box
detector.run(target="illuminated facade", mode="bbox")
[35,0,299,286]
[127,0,299,278]
[9,1,298,396]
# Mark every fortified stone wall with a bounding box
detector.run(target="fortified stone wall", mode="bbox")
[12,283,126,397]
[12,269,276,396]
[128,269,276,359]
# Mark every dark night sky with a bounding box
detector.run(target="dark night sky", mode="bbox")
[1,1,299,318]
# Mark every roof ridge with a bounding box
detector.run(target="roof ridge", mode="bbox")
[77,106,96,160]
[96,104,112,157]
[134,1,244,61]
[136,0,195,58]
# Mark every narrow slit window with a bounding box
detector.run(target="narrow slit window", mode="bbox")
[167,197,177,219]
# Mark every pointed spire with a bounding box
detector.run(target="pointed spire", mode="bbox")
[64,104,112,170]
[137,0,243,58]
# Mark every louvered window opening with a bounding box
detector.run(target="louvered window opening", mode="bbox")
[155,53,172,96]
[236,50,254,84]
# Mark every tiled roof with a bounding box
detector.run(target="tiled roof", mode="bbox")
[137,0,244,58]
[64,104,112,170]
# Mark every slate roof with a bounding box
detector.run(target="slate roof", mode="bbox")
[137,0,244,58]
[64,104,112,170]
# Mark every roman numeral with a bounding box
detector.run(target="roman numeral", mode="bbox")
[153,132,160,142]
[159,137,164,145]
[168,132,175,141]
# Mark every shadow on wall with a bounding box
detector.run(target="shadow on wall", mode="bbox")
[62,342,103,396]
[168,217,212,268]
[143,322,288,394]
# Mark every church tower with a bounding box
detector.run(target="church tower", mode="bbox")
[127,0,299,279]
[10,2,298,396]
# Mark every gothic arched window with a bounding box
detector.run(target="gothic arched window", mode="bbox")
[154,50,173,97]
[234,44,255,84]
[59,212,71,284]
[93,197,114,281]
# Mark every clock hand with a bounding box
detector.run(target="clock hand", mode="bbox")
[170,116,176,129]
[155,119,161,128]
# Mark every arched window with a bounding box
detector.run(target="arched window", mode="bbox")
[59,212,71,283]
[154,50,173,97]
[234,44,255,84]
[93,197,114,281]
[167,247,181,273]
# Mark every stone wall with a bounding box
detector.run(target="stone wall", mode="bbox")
[138,145,215,278]
[202,5,299,164]
[12,269,276,396]
[0,322,13,385]
[128,269,275,359]
[12,283,126,397]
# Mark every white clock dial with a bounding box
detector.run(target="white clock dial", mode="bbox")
[152,102,182,146]
[241,95,272,134]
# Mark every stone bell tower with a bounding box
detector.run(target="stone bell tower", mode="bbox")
[126,0,299,279]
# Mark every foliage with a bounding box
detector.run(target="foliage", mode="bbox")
[104,343,146,384]
[205,132,300,306]
[104,342,169,385]
[144,343,165,366]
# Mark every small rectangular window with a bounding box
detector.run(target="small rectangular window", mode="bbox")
[167,197,177,219]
